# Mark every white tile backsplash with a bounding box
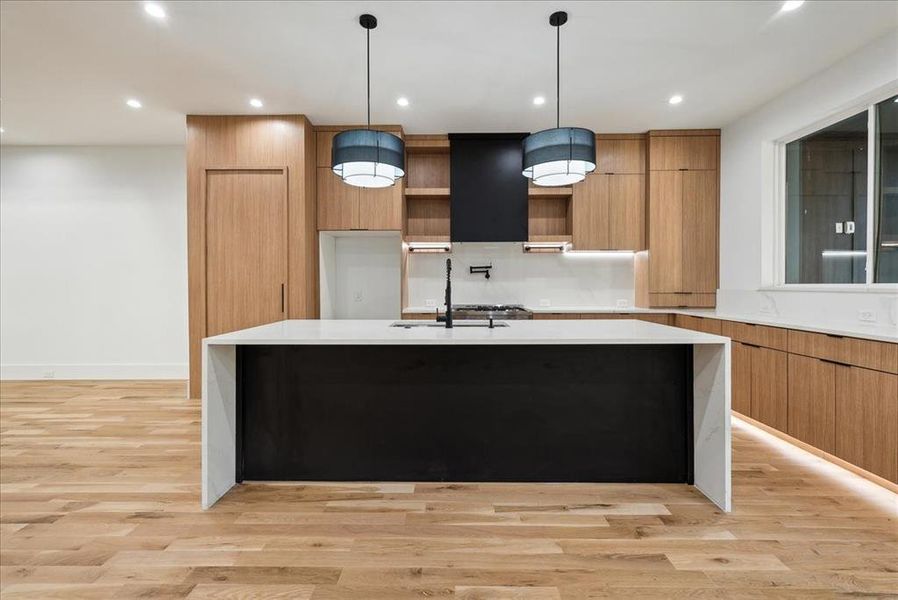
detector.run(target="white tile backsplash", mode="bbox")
[407,243,635,308]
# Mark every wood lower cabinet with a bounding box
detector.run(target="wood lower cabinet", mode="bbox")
[729,341,787,431]
[751,346,788,432]
[674,314,721,335]
[835,366,898,482]
[731,341,752,416]
[787,354,836,454]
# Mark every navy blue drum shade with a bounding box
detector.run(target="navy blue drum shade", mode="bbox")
[522,127,596,187]
[332,129,405,188]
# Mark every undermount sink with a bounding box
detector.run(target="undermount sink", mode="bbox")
[390,321,509,328]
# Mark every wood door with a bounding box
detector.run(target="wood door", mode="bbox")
[681,170,718,293]
[648,170,683,291]
[205,169,287,336]
[317,167,358,230]
[835,366,898,482]
[731,342,752,416]
[572,173,610,250]
[359,185,402,230]
[609,174,645,250]
[751,347,788,432]
[788,354,836,453]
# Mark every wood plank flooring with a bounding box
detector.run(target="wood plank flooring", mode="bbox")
[1,380,896,599]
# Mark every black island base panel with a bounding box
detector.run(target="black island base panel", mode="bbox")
[237,344,693,484]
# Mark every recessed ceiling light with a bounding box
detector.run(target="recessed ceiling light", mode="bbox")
[533,96,546,106]
[396,97,409,107]
[668,94,683,105]
[126,98,142,109]
[249,98,263,108]
[144,2,166,19]
[780,0,805,12]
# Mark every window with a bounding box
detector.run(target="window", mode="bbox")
[782,93,898,285]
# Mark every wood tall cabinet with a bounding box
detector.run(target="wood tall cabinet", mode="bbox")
[186,115,318,398]
[316,126,403,231]
[572,135,645,250]
[639,130,720,308]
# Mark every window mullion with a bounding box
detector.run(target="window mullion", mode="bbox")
[865,105,876,285]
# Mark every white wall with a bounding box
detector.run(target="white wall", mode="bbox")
[319,232,401,319]
[407,243,635,310]
[0,146,188,379]
[719,31,898,331]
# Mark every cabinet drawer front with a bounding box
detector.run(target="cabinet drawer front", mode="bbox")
[788,330,898,373]
[649,293,715,308]
[720,321,788,351]
[675,315,721,335]
[579,314,619,320]
[534,313,581,320]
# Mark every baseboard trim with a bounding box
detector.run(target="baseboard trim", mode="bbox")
[733,412,898,494]
[0,363,188,380]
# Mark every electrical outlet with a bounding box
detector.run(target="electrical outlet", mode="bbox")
[845,221,856,234]
[616,299,629,308]
[858,310,876,322]
[539,299,551,307]
[43,370,55,379]
[353,291,363,302]
[835,222,844,234]
[425,299,436,307]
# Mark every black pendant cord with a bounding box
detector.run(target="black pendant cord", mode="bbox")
[366,26,371,130]
[556,20,560,129]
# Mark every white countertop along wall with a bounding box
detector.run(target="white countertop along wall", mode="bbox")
[407,243,636,309]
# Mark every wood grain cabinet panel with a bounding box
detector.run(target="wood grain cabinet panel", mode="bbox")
[609,174,645,250]
[317,167,358,230]
[359,185,402,230]
[595,137,645,174]
[572,173,611,250]
[835,366,898,482]
[732,341,752,416]
[722,322,789,352]
[205,169,287,337]
[788,354,836,454]
[788,330,898,374]
[648,170,683,291]
[674,315,721,335]
[533,313,581,320]
[681,170,719,293]
[648,293,716,308]
[316,131,336,167]
[751,347,788,432]
[648,135,719,171]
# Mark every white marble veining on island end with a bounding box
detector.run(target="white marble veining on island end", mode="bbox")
[203,318,730,346]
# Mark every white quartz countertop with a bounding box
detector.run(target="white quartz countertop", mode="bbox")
[204,319,729,346]
[402,306,898,342]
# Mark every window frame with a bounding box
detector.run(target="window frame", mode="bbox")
[772,86,898,291]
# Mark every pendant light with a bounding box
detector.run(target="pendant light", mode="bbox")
[522,11,596,187]
[332,14,405,188]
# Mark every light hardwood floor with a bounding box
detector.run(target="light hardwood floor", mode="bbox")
[1,381,896,599]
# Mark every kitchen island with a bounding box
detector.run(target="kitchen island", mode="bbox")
[202,319,731,510]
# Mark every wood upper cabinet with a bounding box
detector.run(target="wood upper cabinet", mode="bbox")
[572,173,610,249]
[572,135,645,251]
[788,354,836,454]
[317,168,402,231]
[317,131,336,167]
[596,137,645,174]
[359,185,402,230]
[648,134,719,171]
[835,366,898,482]
[318,167,358,230]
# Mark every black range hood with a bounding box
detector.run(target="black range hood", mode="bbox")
[449,133,529,242]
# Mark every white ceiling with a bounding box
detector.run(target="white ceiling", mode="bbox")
[1,1,896,145]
